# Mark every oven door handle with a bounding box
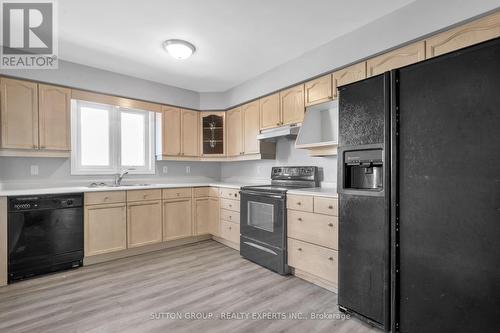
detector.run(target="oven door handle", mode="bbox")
[240,191,285,199]
[243,241,278,256]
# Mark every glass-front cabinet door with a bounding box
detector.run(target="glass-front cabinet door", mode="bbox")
[200,112,226,156]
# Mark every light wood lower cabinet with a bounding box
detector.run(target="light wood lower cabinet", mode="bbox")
[84,202,127,256]
[163,198,192,241]
[194,197,210,235]
[208,197,220,236]
[288,210,338,250]
[127,200,162,248]
[288,238,338,287]
[220,220,240,244]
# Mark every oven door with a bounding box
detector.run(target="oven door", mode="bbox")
[240,190,285,249]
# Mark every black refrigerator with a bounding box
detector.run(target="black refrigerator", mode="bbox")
[337,37,500,333]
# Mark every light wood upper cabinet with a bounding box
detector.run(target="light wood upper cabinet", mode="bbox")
[181,109,199,157]
[426,12,500,58]
[280,84,305,125]
[0,78,38,149]
[332,62,367,97]
[259,93,280,130]
[226,107,243,156]
[84,203,127,256]
[38,84,71,150]
[161,106,181,156]
[304,74,333,106]
[242,101,260,154]
[127,200,162,248]
[367,41,426,77]
[163,198,192,241]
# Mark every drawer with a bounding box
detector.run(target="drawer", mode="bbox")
[219,187,240,200]
[209,187,219,197]
[162,188,192,199]
[288,238,338,285]
[220,220,240,244]
[287,195,313,212]
[127,189,162,202]
[288,210,338,249]
[314,196,338,216]
[85,191,126,206]
[193,187,210,197]
[220,198,240,212]
[220,209,240,224]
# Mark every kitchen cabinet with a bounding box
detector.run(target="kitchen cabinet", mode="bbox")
[304,74,333,106]
[208,197,220,236]
[38,84,71,150]
[280,84,305,125]
[259,93,280,130]
[332,62,366,97]
[220,220,240,244]
[367,41,426,77]
[181,109,199,157]
[287,194,339,291]
[218,187,240,248]
[161,106,181,156]
[84,202,127,257]
[0,78,38,149]
[226,107,243,156]
[200,112,225,156]
[127,200,162,248]
[162,187,192,200]
[163,198,192,241]
[242,100,260,154]
[426,11,500,58]
[194,197,210,235]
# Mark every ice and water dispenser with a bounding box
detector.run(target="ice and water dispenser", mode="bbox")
[343,149,383,191]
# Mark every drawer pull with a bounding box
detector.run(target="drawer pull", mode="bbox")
[104,196,109,201]
[328,223,334,227]
[234,193,238,198]
[228,226,232,230]
[328,205,333,209]
[297,217,302,221]
[229,215,232,219]
[298,248,302,251]
[176,193,180,196]
[296,202,301,205]
[143,195,147,199]
[229,204,232,208]
[328,257,334,261]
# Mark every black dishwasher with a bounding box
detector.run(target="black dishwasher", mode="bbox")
[8,193,84,282]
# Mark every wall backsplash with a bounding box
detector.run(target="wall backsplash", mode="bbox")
[0,138,337,190]
[0,157,221,190]
[220,137,337,187]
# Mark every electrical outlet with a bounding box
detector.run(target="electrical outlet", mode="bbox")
[162,166,168,174]
[30,165,39,176]
[185,166,191,174]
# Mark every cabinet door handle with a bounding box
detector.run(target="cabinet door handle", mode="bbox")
[297,217,302,221]
[328,223,333,227]
[296,202,301,205]
[276,122,280,126]
[328,257,334,261]
[234,193,238,198]
[298,248,302,251]
[328,205,333,209]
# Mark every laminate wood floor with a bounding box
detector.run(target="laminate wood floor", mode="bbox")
[0,240,380,333]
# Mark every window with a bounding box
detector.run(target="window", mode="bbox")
[71,100,155,175]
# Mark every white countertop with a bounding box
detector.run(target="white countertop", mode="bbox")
[0,182,247,197]
[287,187,338,198]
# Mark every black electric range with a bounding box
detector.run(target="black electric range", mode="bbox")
[239,166,319,274]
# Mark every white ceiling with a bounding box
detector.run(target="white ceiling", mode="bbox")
[58,0,415,93]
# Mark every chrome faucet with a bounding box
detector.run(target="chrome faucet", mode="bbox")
[114,168,134,186]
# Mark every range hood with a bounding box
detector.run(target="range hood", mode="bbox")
[257,124,301,141]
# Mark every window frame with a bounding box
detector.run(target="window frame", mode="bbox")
[70,100,156,175]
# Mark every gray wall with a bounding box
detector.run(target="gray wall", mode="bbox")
[200,0,500,109]
[0,60,200,110]
[0,157,221,190]
[220,138,337,187]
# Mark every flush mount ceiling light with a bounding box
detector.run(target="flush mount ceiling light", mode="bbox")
[162,39,196,60]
